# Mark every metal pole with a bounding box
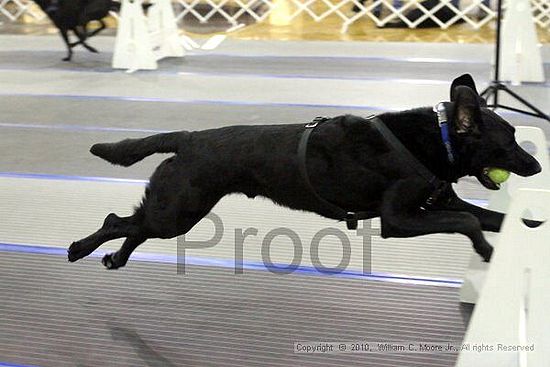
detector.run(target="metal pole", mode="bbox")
[493,0,503,105]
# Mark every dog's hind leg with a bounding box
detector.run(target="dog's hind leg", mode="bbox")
[380,178,494,262]
[68,213,139,262]
[73,26,98,53]
[98,204,214,270]
[101,235,147,270]
[60,29,73,61]
[86,20,106,38]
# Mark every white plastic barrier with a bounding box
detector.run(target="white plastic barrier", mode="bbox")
[455,188,550,367]
[460,126,550,304]
[112,0,157,71]
[3,0,549,31]
[149,0,185,59]
[500,0,545,84]
[112,0,184,72]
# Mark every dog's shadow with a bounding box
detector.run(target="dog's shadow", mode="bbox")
[109,325,178,367]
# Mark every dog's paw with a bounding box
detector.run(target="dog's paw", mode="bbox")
[479,244,494,263]
[67,241,84,262]
[482,248,493,263]
[102,253,122,270]
[473,239,493,263]
[68,240,95,262]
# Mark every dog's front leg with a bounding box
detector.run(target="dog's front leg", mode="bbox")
[423,183,504,232]
[424,183,541,231]
[380,178,493,262]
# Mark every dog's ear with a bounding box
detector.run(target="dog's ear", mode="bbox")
[452,86,481,134]
[451,74,478,96]
[451,74,488,108]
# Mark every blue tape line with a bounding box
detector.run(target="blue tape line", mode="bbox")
[0,56,549,87]
[0,56,548,88]
[0,171,491,206]
[1,93,546,119]
[0,363,42,367]
[0,172,148,185]
[0,171,487,287]
[0,48,502,64]
[0,63,454,84]
[0,242,462,287]
[197,53,507,65]
[0,122,171,134]
[0,92,394,111]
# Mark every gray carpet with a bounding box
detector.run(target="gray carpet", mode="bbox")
[0,251,468,367]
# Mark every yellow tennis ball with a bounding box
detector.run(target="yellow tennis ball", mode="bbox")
[488,168,510,184]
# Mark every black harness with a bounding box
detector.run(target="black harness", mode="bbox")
[297,115,447,230]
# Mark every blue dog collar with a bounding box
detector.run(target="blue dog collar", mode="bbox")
[433,102,455,164]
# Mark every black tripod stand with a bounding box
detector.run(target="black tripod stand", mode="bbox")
[480,0,550,122]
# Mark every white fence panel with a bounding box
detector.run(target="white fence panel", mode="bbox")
[1,0,548,31]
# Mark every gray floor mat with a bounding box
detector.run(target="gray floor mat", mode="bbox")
[0,251,470,367]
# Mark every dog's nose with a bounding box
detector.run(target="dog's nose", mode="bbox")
[530,160,542,175]
[517,159,542,177]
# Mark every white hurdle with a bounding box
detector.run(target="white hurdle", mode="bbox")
[456,188,550,367]
[112,0,184,72]
[148,0,185,60]
[500,0,545,84]
[460,127,550,304]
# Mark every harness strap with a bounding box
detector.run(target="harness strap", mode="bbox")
[368,116,440,188]
[298,115,447,230]
[298,116,375,230]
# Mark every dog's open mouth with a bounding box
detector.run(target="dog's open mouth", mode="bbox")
[477,167,501,190]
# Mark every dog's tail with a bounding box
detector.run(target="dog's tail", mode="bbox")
[90,131,186,167]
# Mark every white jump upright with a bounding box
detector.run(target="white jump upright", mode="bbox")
[112,0,158,71]
[456,188,550,367]
[148,0,185,59]
[460,127,550,304]
[500,0,545,84]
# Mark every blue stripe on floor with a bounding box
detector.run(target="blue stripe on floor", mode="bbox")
[0,57,548,88]
[0,242,463,287]
[0,92,394,110]
[0,122,171,134]
[0,363,42,367]
[0,171,490,207]
[0,64,453,85]
[6,47,550,65]
[0,172,148,185]
[0,171,490,208]
[0,48,502,64]
[205,53,550,66]
[1,93,545,120]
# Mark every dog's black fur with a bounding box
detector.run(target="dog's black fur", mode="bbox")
[67,75,541,270]
[33,0,121,61]
[352,0,463,28]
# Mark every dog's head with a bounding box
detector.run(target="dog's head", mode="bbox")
[449,74,542,190]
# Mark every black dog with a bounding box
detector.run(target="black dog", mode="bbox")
[352,0,463,28]
[67,74,541,270]
[33,0,120,61]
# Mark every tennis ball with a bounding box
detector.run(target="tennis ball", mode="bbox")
[487,168,510,184]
